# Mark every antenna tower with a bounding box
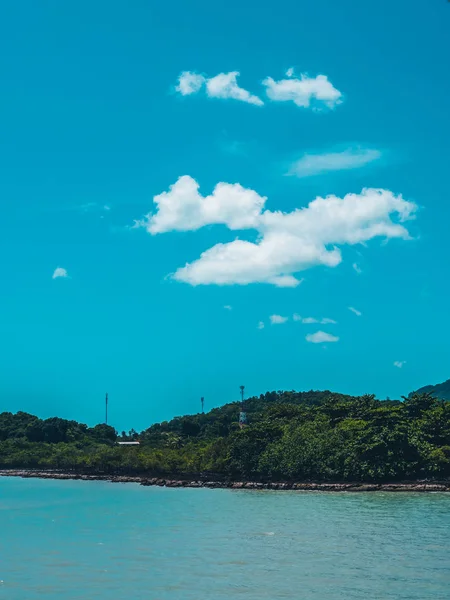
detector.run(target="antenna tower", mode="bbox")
[239,385,248,428]
[201,397,204,413]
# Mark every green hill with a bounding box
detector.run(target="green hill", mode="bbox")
[411,379,450,401]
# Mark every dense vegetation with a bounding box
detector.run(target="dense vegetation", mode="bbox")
[1,389,450,482]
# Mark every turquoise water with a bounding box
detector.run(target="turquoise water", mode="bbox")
[1,478,449,599]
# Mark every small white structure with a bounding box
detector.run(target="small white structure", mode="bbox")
[117,441,140,446]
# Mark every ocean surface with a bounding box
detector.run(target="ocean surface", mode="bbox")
[0,478,449,599]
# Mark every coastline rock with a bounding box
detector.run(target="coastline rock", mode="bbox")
[1,470,450,493]
[347,484,380,492]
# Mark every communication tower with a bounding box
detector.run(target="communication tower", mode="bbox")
[201,397,204,413]
[239,385,248,428]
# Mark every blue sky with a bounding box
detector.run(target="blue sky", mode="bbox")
[1,0,449,430]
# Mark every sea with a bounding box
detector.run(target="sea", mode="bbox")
[0,477,449,599]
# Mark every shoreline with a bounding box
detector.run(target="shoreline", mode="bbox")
[1,470,449,492]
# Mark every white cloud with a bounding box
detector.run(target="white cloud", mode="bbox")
[293,313,302,321]
[295,316,337,324]
[257,321,265,330]
[224,305,232,310]
[394,360,406,368]
[175,71,263,106]
[136,175,266,234]
[137,176,417,287]
[176,71,206,95]
[288,148,381,178]
[176,69,341,110]
[206,72,263,106]
[348,306,362,316]
[353,263,362,274]
[270,314,288,325]
[306,331,339,344]
[52,267,68,279]
[302,317,319,324]
[263,72,342,109]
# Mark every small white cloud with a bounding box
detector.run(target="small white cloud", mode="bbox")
[224,305,232,310]
[175,70,263,106]
[206,72,263,106]
[293,313,302,322]
[394,360,406,368]
[306,331,339,344]
[302,317,319,324]
[257,321,265,330]
[176,71,206,95]
[52,267,68,279]
[263,72,342,109]
[295,316,336,325]
[103,205,111,211]
[348,306,362,317]
[288,148,381,178]
[286,67,295,77]
[353,263,362,274]
[270,314,288,325]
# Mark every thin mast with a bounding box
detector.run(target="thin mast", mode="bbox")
[239,385,247,428]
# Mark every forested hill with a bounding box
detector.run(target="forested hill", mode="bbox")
[1,389,450,482]
[141,389,364,444]
[0,390,357,445]
[412,379,450,401]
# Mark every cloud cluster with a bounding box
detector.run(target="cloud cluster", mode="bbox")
[348,306,362,317]
[175,69,342,110]
[288,148,381,178]
[176,71,263,106]
[293,314,337,324]
[137,176,417,287]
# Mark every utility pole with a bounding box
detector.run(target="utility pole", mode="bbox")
[201,397,204,413]
[105,393,108,425]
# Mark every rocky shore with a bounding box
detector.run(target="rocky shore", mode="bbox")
[1,469,449,492]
